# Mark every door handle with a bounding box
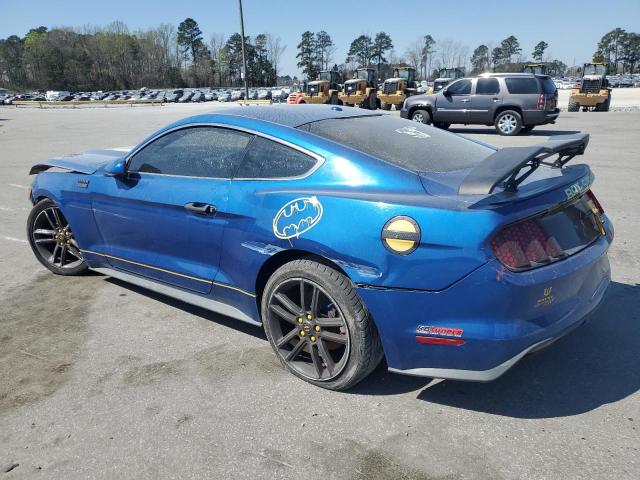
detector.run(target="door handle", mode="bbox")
[461,99,470,103]
[184,202,216,215]
[492,97,500,101]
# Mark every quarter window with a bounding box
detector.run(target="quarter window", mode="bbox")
[234,136,317,179]
[446,79,472,95]
[475,78,500,95]
[128,127,252,178]
[505,78,540,94]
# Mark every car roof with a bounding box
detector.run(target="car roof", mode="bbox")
[205,104,381,128]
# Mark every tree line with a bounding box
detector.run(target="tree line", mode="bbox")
[1,21,638,92]
[297,28,640,83]
[0,18,286,91]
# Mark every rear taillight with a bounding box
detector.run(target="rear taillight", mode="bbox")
[537,94,545,110]
[492,190,605,271]
[586,189,604,213]
[492,218,564,270]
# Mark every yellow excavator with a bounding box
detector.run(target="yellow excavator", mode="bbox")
[377,66,418,111]
[338,68,377,109]
[568,62,611,112]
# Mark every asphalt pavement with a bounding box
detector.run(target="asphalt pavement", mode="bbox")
[0,104,638,479]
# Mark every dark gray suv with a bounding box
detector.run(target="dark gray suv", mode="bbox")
[400,73,559,135]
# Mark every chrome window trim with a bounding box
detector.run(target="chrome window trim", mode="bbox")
[125,122,325,181]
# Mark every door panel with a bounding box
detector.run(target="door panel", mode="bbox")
[90,126,253,294]
[92,174,229,294]
[470,77,502,123]
[435,79,472,124]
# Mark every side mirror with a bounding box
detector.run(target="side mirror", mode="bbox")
[104,158,127,178]
[442,87,450,96]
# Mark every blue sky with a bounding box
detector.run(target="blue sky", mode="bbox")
[1,0,638,76]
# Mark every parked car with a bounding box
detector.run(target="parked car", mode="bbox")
[26,105,612,390]
[401,73,559,135]
[257,89,272,100]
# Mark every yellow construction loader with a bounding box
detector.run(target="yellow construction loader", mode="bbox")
[288,70,342,105]
[429,68,464,93]
[338,68,377,109]
[377,66,418,111]
[568,62,611,112]
[523,64,547,75]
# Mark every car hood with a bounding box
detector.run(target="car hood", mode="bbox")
[29,147,132,175]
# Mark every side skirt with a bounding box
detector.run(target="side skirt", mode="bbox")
[91,267,261,327]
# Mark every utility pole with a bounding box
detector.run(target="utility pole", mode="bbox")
[238,0,249,102]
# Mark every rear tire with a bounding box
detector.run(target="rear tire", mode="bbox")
[494,110,523,136]
[567,99,579,112]
[27,198,88,276]
[411,109,432,124]
[596,97,610,112]
[262,259,383,391]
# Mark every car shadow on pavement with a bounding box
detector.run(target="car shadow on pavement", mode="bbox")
[104,277,267,341]
[416,281,640,418]
[449,127,581,137]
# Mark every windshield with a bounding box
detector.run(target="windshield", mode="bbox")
[318,72,331,82]
[439,69,462,79]
[395,69,410,79]
[302,116,493,173]
[583,64,607,76]
[356,70,369,80]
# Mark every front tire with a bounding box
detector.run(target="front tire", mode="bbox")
[567,99,579,112]
[411,109,432,124]
[495,110,523,136]
[262,259,383,391]
[27,198,88,276]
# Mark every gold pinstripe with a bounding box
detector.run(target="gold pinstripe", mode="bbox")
[80,249,256,298]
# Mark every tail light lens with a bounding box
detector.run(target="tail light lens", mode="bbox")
[537,94,545,110]
[492,190,605,271]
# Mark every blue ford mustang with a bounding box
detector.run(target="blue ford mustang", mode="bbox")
[27,105,612,390]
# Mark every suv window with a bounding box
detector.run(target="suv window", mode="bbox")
[235,136,317,179]
[305,115,493,173]
[540,77,557,94]
[505,77,539,94]
[446,79,471,95]
[475,78,500,95]
[128,127,252,177]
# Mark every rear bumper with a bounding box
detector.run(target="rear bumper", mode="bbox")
[358,218,613,381]
[524,108,560,125]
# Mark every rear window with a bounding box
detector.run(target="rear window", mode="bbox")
[540,77,557,94]
[476,78,500,95]
[302,115,493,173]
[505,77,539,94]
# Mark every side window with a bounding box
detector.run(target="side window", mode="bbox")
[505,78,539,94]
[128,127,252,178]
[475,78,500,95]
[447,79,472,95]
[235,136,317,179]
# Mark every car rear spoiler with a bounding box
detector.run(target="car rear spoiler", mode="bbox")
[458,133,590,195]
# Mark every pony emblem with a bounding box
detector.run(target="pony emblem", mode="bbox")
[394,126,430,139]
[273,197,323,239]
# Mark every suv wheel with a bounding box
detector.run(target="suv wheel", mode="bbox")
[567,100,579,112]
[495,110,523,136]
[411,109,431,124]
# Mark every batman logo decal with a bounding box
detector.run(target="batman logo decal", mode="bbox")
[273,197,323,240]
